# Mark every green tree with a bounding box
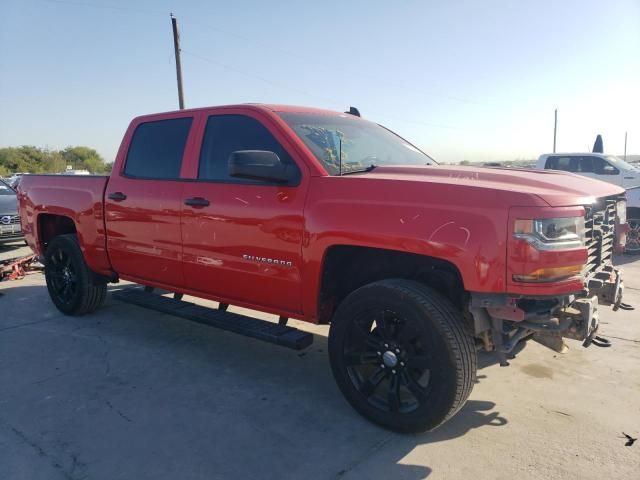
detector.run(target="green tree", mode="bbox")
[61,146,107,173]
[0,145,110,174]
[0,146,45,173]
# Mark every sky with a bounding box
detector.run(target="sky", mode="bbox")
[1,0,639,164]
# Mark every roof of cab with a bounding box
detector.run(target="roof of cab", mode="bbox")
[134,103,344,121]
[538,152,609,158]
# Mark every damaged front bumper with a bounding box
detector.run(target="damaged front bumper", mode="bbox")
[470,265,632,365]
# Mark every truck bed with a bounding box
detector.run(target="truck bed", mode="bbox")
[18,174,112,275]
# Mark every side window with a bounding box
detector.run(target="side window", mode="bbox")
[198,115,301,184]
[592,157,619,175]
[545,156,578,172]
[124,117,193,179]
[578,156,594,173]
[544,157,558,169]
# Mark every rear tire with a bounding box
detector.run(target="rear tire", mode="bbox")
[44,234,107,315]
[328,279,476,433]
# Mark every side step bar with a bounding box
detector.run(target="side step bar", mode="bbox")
[112,287,313,350]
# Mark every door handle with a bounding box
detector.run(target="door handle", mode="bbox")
[184,197,210,207]
[108,192,127,201]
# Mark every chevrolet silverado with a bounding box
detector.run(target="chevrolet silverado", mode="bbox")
[18,104,630,432]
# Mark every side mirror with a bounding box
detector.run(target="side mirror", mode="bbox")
[602,164,618,175]
[228,150,298,184]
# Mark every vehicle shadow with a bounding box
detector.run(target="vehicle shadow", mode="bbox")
[1,282,508,480]
[0,241,29,262]
[477,339,529,370]
[0,241,25,252]
[418,399,507,443]
[613,253,640,266]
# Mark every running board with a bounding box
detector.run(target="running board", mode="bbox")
[112,287,313,350]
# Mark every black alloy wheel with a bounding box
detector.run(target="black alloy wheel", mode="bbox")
[329,279,476,433]
[626,217,640,254]
[47,246,78,305]
[45,234,106,315]
[344,308,434,414]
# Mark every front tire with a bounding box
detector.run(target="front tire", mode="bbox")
[328,279,476,433]
[44,234,107,315]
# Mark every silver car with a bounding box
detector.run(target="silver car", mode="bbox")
[0,179,23,245]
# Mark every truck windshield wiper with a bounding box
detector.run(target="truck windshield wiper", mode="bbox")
[340,165,377,176]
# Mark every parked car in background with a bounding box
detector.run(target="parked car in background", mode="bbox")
[5,173,28,189]
[536,152,640,254]
[62,169,91,176]
[0,178,23,245]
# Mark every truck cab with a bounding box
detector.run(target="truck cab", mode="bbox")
[536,152,640,189]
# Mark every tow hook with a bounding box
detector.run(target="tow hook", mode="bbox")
[615,302,634,311]
[583,331,612,348]
[610,270,634,312]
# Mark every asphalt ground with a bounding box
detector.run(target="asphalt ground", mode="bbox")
[1,240,639,480]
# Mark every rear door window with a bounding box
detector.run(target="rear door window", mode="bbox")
[578,156,594,173]
[124,117,193,179]
[545,156,579,172]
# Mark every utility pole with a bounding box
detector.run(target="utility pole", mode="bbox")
[553,109,557,153]
[171,13,185,110]
[624,131,627,161]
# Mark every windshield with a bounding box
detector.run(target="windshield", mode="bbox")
[278,112,436,175]
[606,155,639,171]
[0,181,15,195]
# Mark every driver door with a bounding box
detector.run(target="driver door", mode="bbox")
[180,113,306,314]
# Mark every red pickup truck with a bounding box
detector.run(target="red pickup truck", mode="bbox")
[18,104,629,433]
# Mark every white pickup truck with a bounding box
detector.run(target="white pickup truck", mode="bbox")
[536,153,640,253]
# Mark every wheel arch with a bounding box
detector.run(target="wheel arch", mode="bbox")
[316,244,467,324]
[37,213,77,253]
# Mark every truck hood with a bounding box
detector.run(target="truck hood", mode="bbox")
[366,165,625,207]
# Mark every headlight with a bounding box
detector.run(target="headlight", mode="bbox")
[513,217,585,250]
[617,200,627,224]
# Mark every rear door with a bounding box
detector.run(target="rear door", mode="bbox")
[180,112,307,313]
[105,114,196,287]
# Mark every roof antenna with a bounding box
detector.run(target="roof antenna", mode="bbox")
[339,138,343,176]
[345,106,361,117]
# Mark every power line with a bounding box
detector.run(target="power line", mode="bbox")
[36,0,481,107]
[39,0,163,15]
[34,0,470,131]
[182,49,464,131]
[184,17,481,107]
[181,50,345,107]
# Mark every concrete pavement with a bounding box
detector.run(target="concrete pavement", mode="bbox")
[1,241,639,479]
